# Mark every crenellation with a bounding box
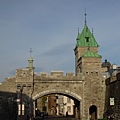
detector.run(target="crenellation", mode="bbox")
[40,72,48,77]
[66,72,74,77]
[50,70,64,77]
[34,72,81,81]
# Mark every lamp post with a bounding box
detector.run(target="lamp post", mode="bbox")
[16,90,20,120]
[20,85,23,120]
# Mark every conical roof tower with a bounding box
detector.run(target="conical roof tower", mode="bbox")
[74,11,101,76]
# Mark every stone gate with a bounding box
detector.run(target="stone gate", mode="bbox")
[0,13,105,120]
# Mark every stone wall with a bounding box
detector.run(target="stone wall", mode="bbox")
[0,77,16,92]
[105,72,120,120]
[0,91,17,120]
[81,57,104,119]
[0,67,105,120]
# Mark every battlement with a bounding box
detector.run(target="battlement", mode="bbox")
[50,71,64,77]
[38,71,75,77]
[34,71,81,81]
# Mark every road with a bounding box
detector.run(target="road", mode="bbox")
[34,115,76,120]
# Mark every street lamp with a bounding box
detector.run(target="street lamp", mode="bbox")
[20,85,23,120]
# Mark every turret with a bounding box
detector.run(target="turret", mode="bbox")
[27,48,35,69]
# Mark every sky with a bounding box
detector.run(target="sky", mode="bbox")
[0,0,120,82]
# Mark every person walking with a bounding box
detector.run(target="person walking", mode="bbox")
[108,114,114,120]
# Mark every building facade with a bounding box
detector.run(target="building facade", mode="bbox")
[104,65,120,120]
[55,95,74,116]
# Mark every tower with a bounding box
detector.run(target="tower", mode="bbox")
[74,11,99,76]
[74,12,104,119]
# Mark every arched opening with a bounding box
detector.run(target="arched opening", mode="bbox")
[35,94,76,116]
[89,105,97,120]
[32,90,82,119]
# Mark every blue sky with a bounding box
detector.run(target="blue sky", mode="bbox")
[0,0,120,82]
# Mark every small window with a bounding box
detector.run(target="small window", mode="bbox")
[96,72,98,76]
[86,72,89,75]
[85,37,89,42]
[91,72,93,76]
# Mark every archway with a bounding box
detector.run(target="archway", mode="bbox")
[32,89,82,119]
[89,105,97,120]
[32,89,82,101]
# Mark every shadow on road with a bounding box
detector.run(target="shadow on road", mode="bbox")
[34,115,75,120]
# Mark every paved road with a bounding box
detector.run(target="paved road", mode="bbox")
[34,115,75,120]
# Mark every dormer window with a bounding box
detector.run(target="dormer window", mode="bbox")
[85,37,89,42]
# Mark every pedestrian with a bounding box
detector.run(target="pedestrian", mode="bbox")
[46,112,48,118]
[108,114,114,120]
[66,111,68,117]
[27,114,29,120]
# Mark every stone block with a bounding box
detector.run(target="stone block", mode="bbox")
[40,72,48,77]
[50,71,64,77]
[66,73,74,77]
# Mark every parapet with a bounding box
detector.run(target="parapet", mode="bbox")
[50,71,64,77]
[34,71,80,81]
[66,73,74,77]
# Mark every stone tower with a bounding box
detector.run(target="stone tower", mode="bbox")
[74,12,99,76]
[74,12,104,119]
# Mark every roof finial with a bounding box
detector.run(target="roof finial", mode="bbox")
[78,27,79,34]
[92,28,94,35]
[29,48,33,57]
[27,48,35,69]
[84,9,87,25]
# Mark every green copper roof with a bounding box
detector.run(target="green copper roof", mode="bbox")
[76,25,99,47]
[81,49,102,58]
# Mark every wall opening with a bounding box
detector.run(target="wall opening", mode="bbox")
[32,89,82,119]
[89,105,97,120]
[33,91,82,119]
